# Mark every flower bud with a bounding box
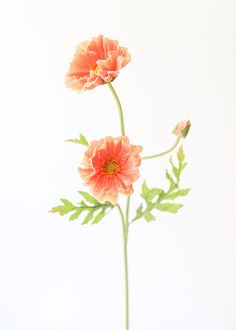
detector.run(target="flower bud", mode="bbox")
[173,120,191,138]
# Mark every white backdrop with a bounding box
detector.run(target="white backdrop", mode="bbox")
[0,0,236,329]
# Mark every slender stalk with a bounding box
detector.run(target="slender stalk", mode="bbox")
[124,196,130,329]
[125,196,131,229]
[123,234,129,330]
[141,137,180,160]
[116,204,129,330]
[107,82,126,136]
[108,83,129,330]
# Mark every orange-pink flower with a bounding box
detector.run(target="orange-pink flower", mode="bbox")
[66,35,131,93]
[78,136,142,204]
[173,120,191,138]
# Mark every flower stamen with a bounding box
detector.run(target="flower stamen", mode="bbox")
[90,63,100,73]
[103,159,120,177]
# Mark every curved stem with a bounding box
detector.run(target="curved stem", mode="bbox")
[107,82,126,136]
[141,137,180,160]
[116,204,129,330]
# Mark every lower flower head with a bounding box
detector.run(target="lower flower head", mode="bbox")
[173,120,191,138]
[66,35,131,93]
[78,136,142,204]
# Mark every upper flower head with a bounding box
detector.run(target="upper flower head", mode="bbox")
[78,136,142,204]
[66,35,131,93]
[173,120,191,138]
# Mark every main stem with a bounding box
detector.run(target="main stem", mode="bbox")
[124,196,130,330]
[108,82,129,330]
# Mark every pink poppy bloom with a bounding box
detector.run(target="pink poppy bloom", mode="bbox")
[173,120,191,138]
[78,136,142,204]
[66,35,131,93]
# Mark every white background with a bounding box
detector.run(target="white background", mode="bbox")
[0,0,236,329]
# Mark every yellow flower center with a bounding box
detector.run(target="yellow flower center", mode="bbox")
[90,63,100,73]
[103,159,120,177]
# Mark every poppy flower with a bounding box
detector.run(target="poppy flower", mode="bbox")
[66,35,131,93]
[78,136,142,204]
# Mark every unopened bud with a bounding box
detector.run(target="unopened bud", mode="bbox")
[173,120,191,138]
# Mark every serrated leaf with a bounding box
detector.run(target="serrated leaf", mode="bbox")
[165,189,191,200]
[132,146,189,224]
[61,198,76,210]
[92,208,106,224]
[78,191,98,204]
[155,203,183,213]
[50,199,77,216]
[82,210,94,225]
[132,204,144,222]
[65,133,89,146]
[136,204,143,217]
[169,156,179,181]
[149,188,163,198]
[69,209,83,221]
[141,181,163,202]
[50,205,68,215]
[144,211,156,222]
[141,181,149,197]
[51,191,114,224]
[79,133,89,146]
[166,170,178,190]
[179,162,187,174]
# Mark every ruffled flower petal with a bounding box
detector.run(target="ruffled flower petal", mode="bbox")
[66,35,131,93]
[78,136,142,204]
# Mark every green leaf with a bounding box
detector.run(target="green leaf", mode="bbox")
[82,210,94,225]
[50,191,114,224]
[79,133,89,146]
[50,198,77,215]
[169,156,179,181]
[131,146,190,223]
[144,211,156,222]
[179,162,187,175]
[78,191,98,204]
[92,208,106,224]
[155,203,183,213]
[65,133,89,146]
[132,204,144,222]
[141,181,163,202]
[177,146,185,162]
[165,189,191,200]
[136,204,143,217]
[166,170,178,190]
[61,198,76,209]
[69,209,83,221]
[141,181,149,198]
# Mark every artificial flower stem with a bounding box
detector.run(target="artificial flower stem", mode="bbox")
[107,82,126,136]
[141,137,181,160]
[116,204,129,330]
[124,234,129,330]
[126,196,131,231]
[109,82,130,330]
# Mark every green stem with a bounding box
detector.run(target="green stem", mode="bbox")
[141,137,180,160]
[116,204,129,330]
[107,82,126,136]
[126,196,131,229]
[108,83,130,330]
